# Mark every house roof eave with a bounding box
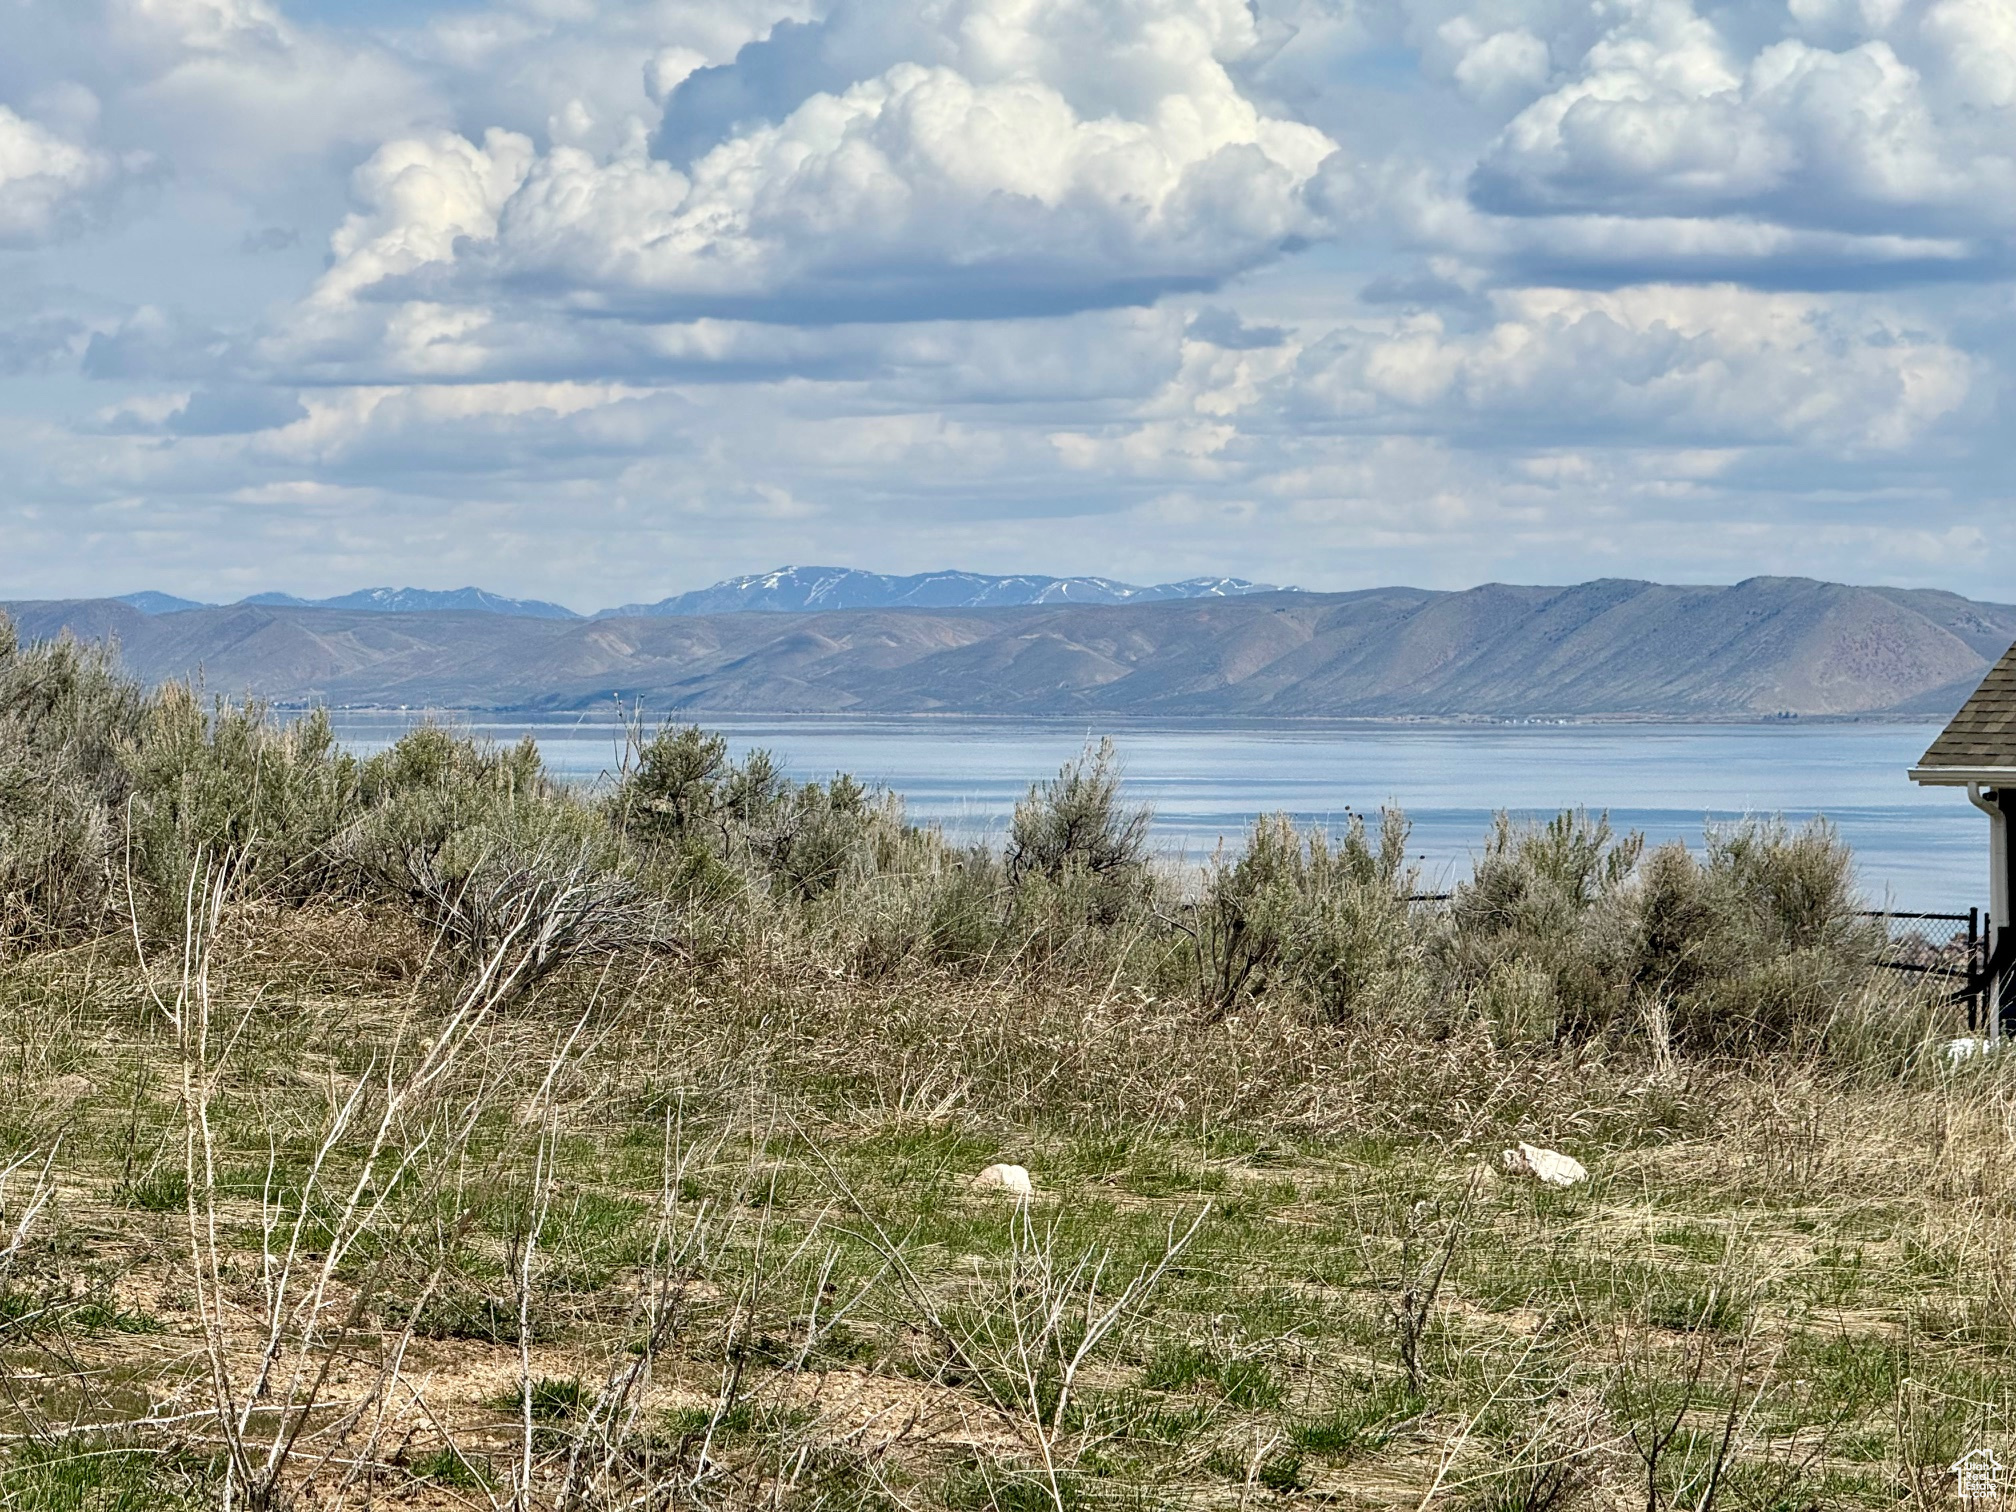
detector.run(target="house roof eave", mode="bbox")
[1910,765,2016,788]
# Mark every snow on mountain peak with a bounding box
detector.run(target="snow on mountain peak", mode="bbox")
[595,568,1296,618]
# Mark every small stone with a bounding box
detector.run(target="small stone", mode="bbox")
[1501,1142,1588,1189]
[973,1163,1034,1198]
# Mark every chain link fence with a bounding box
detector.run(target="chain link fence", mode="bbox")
[1861,909,1988,1031]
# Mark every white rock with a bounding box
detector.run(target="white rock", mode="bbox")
[1500,1142,1588,1189]
[973,1163,1034,1198]
[1942,1037,2009,1064]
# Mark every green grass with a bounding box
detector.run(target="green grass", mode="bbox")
[1288,1379,1424,1460]
[0,1442,196,1511]
[111,1170,186,1212]
[409,1446,494,1488]
[1139,1342,1284,1410]
[502,1376,589,1422]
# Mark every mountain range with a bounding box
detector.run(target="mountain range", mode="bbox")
[109,568,1289,621]
[11,576,2014,721]
[595,566,1288,616]
[236,587,582,620]
[116,586,586,620]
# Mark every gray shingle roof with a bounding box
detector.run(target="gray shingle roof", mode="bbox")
[1918,638,2016,774]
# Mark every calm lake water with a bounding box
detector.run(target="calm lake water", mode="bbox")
[329,715,1985,913]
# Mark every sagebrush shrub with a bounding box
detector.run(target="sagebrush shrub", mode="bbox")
[124,686,361,922]
[1007,738,1150,885]
[1447,809,1642,1041]
[0,615,1903,1062]
[1006,738,1153,933]
[1640,819,1878,1051]
[1448,810,1879,1051]
[0,622,145,948]
[1190,811,1422,1023]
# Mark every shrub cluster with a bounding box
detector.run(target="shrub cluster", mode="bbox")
[0,614,1888,1051]
[1180,809,1424,1024]
[1443,809,1882,1050]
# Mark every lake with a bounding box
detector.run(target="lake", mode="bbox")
[328,715,1984,914]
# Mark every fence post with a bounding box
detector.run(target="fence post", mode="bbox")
[1970,907,1981,1033]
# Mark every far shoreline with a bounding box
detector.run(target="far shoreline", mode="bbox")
[297,705,1948,729]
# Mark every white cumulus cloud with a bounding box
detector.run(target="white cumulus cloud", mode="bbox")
[1467,0,2015,242]
[0,104,136,245]
[302,0,1338,333]
[1286,285,1974,451]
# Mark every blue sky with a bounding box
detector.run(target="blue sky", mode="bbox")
[1,0,2010,610]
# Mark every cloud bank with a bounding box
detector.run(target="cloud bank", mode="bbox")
[0,0,2009,605]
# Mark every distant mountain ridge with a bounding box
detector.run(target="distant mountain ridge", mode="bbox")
[597,566,1292,617]
[10,576,2014,721]
[239,587,582,620]
[105,568,1291,621]
[115,586,581,618]
[115,592,210,614]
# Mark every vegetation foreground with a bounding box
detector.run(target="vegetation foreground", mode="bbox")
[1,613,2013,1511]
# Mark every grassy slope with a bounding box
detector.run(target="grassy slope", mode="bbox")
[2,911,2012,1511]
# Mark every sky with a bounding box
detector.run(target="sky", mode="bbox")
[0,0,2010,612]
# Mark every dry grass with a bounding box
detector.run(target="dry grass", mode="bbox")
[0,892,2010,1512]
